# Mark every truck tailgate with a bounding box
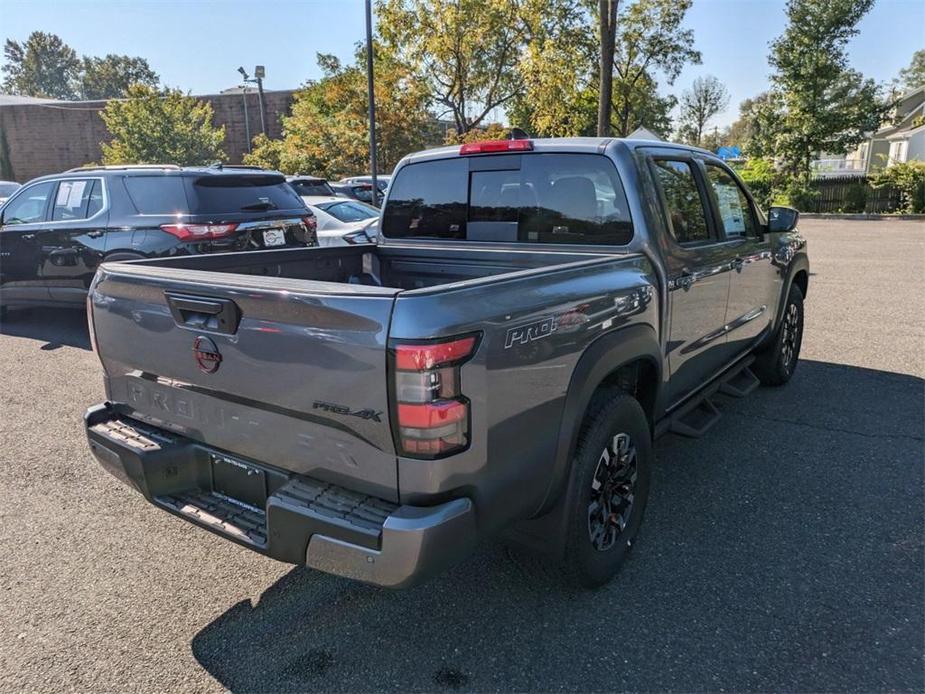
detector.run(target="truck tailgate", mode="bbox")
[89,263,401,501]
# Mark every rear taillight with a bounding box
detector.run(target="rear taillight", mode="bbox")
[160,222,238,240]
[302,215,317,233]
[391,334,479,458]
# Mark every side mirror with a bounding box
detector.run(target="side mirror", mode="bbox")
[767,206,799,233]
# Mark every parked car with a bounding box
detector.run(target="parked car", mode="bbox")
[301,197,379,246]
[0,165,316,318]
[339,175,390,192]
[0,180,20,206]
[84,137,808,589]
[331,181,382,207]
[287,175,337,198]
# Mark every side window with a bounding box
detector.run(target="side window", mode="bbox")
[52,179,95,221]
[124,176,188,214]
[86,180,104,217]
[1,181,55,225]
[704,164,757,238]
[651,159,711,244]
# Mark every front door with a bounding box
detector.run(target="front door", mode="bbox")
[701,161,779,357]
[649,157,733,405]
[0,180,57,306]
[39,178,108,304]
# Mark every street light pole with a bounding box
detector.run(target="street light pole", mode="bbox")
[254,65,268,137]
[237,67,252,154]
[241,85,251,153]
[365,0,378,199]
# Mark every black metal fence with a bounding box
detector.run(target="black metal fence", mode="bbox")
[804,175,902,213]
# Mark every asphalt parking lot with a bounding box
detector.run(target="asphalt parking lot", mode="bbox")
[1,219,922,693]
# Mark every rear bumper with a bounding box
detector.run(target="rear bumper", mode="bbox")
[85,403,477,588]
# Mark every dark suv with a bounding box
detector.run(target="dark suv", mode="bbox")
[0,165,316,317]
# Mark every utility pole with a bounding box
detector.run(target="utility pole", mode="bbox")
[365,0,378,201]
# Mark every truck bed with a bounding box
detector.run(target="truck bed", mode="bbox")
[119,243,620,292]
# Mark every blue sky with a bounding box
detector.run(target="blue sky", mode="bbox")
[1,0,923,128]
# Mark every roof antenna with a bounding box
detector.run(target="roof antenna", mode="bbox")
[210,161,223,170]
[508,127,530,140]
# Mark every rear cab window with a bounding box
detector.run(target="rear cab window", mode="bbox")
[381,153,633,245]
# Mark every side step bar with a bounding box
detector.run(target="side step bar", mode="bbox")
[663,357,758,439]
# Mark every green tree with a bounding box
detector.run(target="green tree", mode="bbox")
[511,0,596,136]
[677,75,729,146]
[80,54,159,100]
[377,0,530,135]
[512,0,696,139]
[100,85,226,166]
[245,47,432,178]
[895,49,925,93]
[611,0,700,137]
[2,31,80,99]
[769,0,886,183]
[727,92,786,158]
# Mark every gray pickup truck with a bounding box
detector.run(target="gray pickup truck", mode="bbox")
[84,137,808,588]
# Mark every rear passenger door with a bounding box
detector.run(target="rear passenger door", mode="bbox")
[701,161,778,355]
[648,155,733,405]
[39,178,109,303]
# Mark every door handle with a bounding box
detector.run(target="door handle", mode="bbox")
[675,270,695,292]
[21,233,35,240]
[87,230,104,238]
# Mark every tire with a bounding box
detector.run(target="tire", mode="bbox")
[561,390,652,588]
[754,283,804,386]
[102,252,145,263]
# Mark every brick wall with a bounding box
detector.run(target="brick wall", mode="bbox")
[0,89,294,183]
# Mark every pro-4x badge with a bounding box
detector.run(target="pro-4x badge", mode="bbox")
[193,335,222,374]
[313,400,383,423]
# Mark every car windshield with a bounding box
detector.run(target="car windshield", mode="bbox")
[318,200,379,222]
[290,179,335,197]
[0,183,20,197]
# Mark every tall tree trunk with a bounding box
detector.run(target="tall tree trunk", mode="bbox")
[597,0,618,137]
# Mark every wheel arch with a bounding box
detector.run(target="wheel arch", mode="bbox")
[536,323,662,517]
[774,253,809,330]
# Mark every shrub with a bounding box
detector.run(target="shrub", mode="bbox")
[870,161,925,214]
[736,157,777,209]
[773,180,818,212]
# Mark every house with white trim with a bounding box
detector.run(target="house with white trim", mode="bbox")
[812,85,925,177]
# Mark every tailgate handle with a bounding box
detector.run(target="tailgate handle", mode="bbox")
[165,292,241,334]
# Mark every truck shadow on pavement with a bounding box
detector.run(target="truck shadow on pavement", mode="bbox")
[0,307,91,351]
[191,359,924,693]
